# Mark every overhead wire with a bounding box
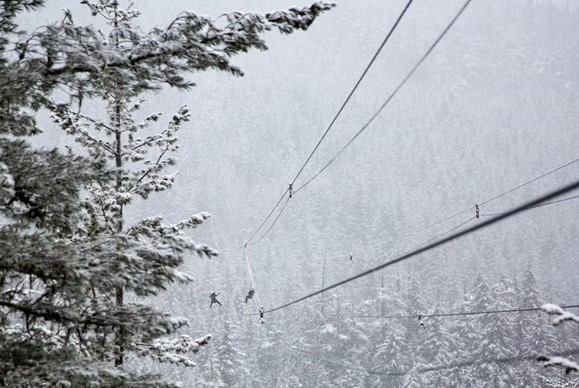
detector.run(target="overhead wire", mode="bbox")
[262,178,579,314]
[307,154,579,266]
[244,188,289,247]
[289,0,415,187]
[480,193,579,217]
[351,304,579,320]
[293,0,474,194]
[251,195,291,245]
[370,347,579,376]
[243,0,415,248]
[272,314,579,377]
[479,157,579,206]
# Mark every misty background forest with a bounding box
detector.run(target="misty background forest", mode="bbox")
[1,0,579,387]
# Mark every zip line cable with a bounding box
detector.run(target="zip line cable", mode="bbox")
[344,214,476,267]
[370,347,579,376]
[290,0,415,186]
[242,197,291,307]
[251,195,291,245]
[241,156,579,312]
[243,0,414,248]
[293,0,473,195]
[244,188,289,247]
[367,207,475,252]
[480,193,579,218]
[309,155,579,265]
[262,178,579,314]
[351,304,579,320]
[479,157,579,206]
[272,317,579,377]
[409,215,476,251]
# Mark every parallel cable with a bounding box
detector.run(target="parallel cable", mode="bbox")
[273,317,579,377]
[370,347,579,376]
[412,215,476,250]
[312,155,579,263]
[368,207,474,252]
[351,304,579,320]
[243,0,415,248]
[263,178,579,314]
[290,0,415,186]
[244,189,288,247]
[294,0,473,194]
[480,193,579,218]
[251,195,291,245]
[479,157,579,206]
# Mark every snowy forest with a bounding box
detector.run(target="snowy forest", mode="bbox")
[1,0,579,387]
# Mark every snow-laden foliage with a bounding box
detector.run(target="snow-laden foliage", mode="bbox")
[537,303,579,378]
[0,0,332,386]
[136,334,212,367]
[542,304,579,326]
[537,355,579,375]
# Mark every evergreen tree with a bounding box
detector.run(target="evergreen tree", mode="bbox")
[0,0,334,385]
[519,265,559,386]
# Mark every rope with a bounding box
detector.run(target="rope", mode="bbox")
[351,304,579,320]
[293,0,473,194]
[271,314,579,377]
[250,195,291,245]
[262,178,579,314]
[370,347,579,376]
[306,155,579,265]
[244,188,289,247]
[209,217,223,254]
[243,0,415,249]
[290,0,415,186]
[367,207,474,252]
[350,215,476,266]
[243,246,262,307]
[479,157,579,206]
[480,193,579,218]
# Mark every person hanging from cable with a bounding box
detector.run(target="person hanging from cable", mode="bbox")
[245,287,255,303]
[209,291,222,308]
[349,253,353,261]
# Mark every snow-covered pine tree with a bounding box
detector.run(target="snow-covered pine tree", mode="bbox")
[0,0,334,386]
[518,265,559,386]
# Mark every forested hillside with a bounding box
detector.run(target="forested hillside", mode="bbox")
[2,0,578,386]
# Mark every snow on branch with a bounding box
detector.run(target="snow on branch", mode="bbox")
[26,1,335,92]
[542,303,579,326]
[136,334,211,367]
[266,1,336,32]
[537,355,579,375]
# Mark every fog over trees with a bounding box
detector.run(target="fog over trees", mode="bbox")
[1,0,578,387]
